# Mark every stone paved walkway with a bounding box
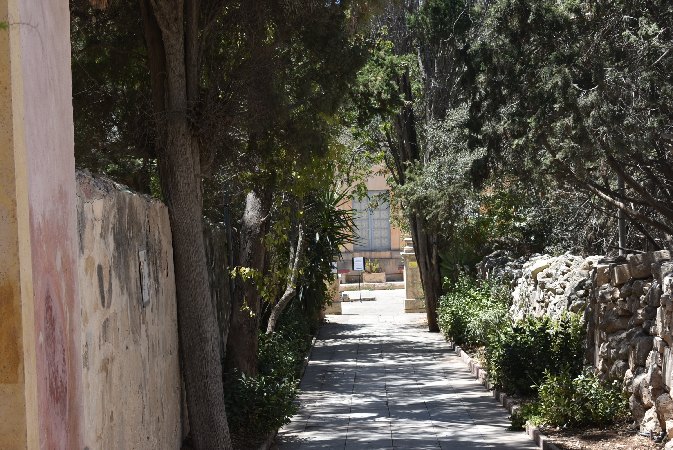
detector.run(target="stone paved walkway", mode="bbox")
[277,289,537,449]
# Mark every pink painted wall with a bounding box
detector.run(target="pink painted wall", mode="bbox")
[18,0,83,447]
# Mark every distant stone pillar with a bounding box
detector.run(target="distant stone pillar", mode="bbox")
[401,238,425,313]
[0,0,83,448]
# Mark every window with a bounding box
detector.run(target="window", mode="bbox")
[353,191,391,251]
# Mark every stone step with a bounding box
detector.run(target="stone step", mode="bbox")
[342,290,376,302]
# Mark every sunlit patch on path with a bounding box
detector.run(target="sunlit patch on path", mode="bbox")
[276,290,537,449]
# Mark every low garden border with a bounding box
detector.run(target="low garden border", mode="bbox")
[452,344,562,450]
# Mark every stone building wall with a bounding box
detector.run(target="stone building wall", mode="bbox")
[482,250,673,436]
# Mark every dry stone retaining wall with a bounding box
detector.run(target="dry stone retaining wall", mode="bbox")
[482,250,673,436]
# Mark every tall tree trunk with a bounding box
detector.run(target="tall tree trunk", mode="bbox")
[393,69,442,333]
[140,1,231,448]
[266,222,305,334]
[225,189,272,376]
[409,213,442,332]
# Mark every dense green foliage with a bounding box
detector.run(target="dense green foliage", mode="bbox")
[511,370,628,429]
[469,0,673,252]
[355,0,673,263]
[224,372,297,443]
[437,275,509,347]
[536,370,628,427]
[486,313,584,396]
[438,278,599,416]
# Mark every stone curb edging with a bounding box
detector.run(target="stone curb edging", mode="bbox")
[453,345,562,450]
[300,334,319,379]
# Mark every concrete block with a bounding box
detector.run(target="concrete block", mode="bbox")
[624,250,669,281]
[362,272,386,283]
[664,347,673,390]
[655,337,666,353]
[653,261,673,282]
[344,291,375,302]
[630,336,654,370]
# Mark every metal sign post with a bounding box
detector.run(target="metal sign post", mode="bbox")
[359,272,362,302]
[353,257,365,302]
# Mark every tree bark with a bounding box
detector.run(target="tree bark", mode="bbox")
[396,69,442,332]
[225,189,272,376]
[409,213,442,332]
[140,1,232,448]
[266,222,305,334]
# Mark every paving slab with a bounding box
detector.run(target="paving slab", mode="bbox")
[277,290,536,449]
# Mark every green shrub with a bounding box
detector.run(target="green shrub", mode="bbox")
[226,302,310,444]
[224,371,298,441]
[437,275,509,347]
[510,401,540,430]
[486,313,584,396]
[514,369,628,428]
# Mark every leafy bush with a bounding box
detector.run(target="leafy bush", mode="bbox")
[513,370,628,428]
[510,401,540,430]
[539,370,628,427]
[437,275,510,347]
[258,323,310,379]
[224,371,298,441]
[226,302,311,444]
[486,313,584,396]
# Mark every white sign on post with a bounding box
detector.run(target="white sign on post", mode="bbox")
[353,257,365,272]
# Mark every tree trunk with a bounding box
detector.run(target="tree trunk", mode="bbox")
[158,128,232,450]
[266,222,305,334]
[394,68,442,333]
[225,189,272,376]
[409,213,442,332]
[140,1,231,448]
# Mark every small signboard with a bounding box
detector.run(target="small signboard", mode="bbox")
[353,256,365,272]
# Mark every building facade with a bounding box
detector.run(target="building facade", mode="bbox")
[338,167,404,282]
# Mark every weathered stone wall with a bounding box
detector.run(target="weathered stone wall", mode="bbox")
[510,254,601,321]
[482,250,673,436]
[591,251,672,436]
[77,172,182,449]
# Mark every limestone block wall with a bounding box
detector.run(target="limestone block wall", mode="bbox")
[590,251,672,435]
[76,172,182,449]
[509,253,601,321]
